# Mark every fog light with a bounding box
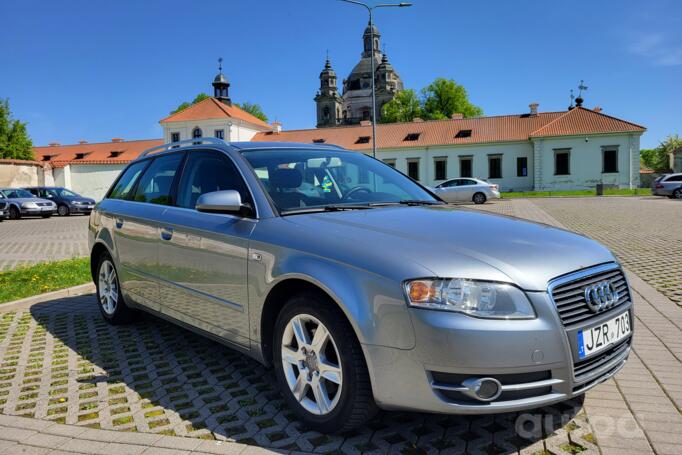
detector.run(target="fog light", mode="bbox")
[462,377,502,401]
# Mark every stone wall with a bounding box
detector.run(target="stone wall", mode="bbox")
[0,160,45,187]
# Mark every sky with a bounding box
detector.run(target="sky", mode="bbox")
[1,0,680,149]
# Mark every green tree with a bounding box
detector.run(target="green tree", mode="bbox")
[235,102,268,122]
[641,134,682,172]
[170,93,210,114]
[0,99,34,160]
[380,89,422,123]
[421,78,483,120]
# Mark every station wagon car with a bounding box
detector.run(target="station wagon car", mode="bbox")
[89,138,633,433]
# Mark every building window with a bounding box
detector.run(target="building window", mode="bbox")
[407,159,420,181]
[460,156,472,178]
[383,159,396,168]
[171,132,180,143]
[312,138,326,143]
[488,155,502,179]
[404,133,421,141]
[192,127,203,139]
[455,129,472,138]
[602,147,618,173]
[355,136,370,144]
[434,158,447,180]
[517,157,528,177]
[214,129,225,140]
[554,149,570,175]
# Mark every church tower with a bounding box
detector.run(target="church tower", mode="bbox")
[212,58,231,105]
[314,58,343,128]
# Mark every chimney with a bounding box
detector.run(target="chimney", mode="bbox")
[111,138,124,143]
[529,103,539,116]
[78,140,88,144]
[451,113,464,120]
[593,106,603,113]
[272,121,282,134]
[48,142,60,147]
[360,120,372,126]
[412,117,424,123]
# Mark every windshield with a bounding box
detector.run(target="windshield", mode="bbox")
[242,149,437,213]
[50,188,79,197]
[2,189,33,198]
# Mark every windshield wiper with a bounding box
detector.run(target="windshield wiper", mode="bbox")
[280,204,375,216]
[367,200,443,207]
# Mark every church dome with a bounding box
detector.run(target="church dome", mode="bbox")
[214,72,228,84]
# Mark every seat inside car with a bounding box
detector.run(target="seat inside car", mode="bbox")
[269,168,305,209]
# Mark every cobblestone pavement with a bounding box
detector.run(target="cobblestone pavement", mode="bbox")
[0,216,89,271]
[530,197,682,304]
[0,295,599,455]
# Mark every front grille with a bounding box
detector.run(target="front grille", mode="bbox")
[36,202,52,207]
[573,339,630,383]
[550,266,630,326]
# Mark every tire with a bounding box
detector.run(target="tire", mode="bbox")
[9,206,20,220]
[273,292,377,433]
[673,188,682,199]
[473,192,487,204]
[58,205,70,216]
[95,251,136,324]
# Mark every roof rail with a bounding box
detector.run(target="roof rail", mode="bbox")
[138,138,227,159]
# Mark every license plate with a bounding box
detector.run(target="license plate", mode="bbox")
[577,311,631,359]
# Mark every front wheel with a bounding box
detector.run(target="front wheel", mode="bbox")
[9,206,20,220]
[673,188,682,199]
[473,192,487,204]
[273,293,377,433]
[58,205,69,216]
[96,252,136,324]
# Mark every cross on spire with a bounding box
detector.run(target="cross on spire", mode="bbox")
[218,57,223,74]
[578,79,588,97]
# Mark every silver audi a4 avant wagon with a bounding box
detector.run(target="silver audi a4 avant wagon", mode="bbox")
[89,138,633,433]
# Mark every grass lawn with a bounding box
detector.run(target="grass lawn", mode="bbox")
[502,188,652,198]
[0,257,91,304]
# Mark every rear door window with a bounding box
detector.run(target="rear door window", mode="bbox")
[132,153,184,206]
[108,161,149,200]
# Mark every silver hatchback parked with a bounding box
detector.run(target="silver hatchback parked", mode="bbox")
[89,138,633,433]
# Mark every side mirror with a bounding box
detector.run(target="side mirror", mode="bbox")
[195,190,250,215]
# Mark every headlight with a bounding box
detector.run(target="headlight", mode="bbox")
[404,278,535,319]
[21,202,37,209]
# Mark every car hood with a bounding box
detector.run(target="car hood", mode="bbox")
[282,205,615,291]
[65,197,95,203]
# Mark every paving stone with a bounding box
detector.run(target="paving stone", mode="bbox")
[2,444,52,454]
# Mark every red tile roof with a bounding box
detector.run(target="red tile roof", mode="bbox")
[159,97,272,130]
[33,139,163,167]
[252,108,645,150]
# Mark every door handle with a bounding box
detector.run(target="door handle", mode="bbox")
[115,218,124,229]
[160,227,173,241]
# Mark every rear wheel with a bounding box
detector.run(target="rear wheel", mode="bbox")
[96,251,136,324]
[9,206,20,220]
[473,192,487,204]
[58,205,69,216]
[273,293,377,433]
[673,188,682,199]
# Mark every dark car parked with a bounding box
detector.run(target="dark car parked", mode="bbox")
[24,186,96,216]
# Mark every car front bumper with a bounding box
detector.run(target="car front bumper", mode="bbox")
[21,207,57,215]
[363,289,632,414]
[69,203,95,213]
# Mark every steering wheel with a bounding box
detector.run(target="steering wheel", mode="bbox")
[342,186,372,201]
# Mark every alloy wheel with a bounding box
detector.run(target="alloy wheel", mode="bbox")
[281,314,343,415]
[98,259,118,315]
[674,189,682,199]
[9,206,19,219]
[58,205,69,216]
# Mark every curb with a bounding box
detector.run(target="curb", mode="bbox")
[0,282,95,312]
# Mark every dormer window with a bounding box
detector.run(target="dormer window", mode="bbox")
[455,129,472,138]
[313,139,326,143]
[74,153,88,160]
[404,133,421,141]
[42,155,53,162]
[109,151,123,158]
[355,136,370,144]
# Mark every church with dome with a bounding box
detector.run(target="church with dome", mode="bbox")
[315,23,403,128]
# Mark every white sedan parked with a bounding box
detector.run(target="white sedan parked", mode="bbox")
[431,178,500,204]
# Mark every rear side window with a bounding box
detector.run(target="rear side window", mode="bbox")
[176,150,251,209]
[665,175,682,182]
[108,161,148,200]
[132,154,184,205]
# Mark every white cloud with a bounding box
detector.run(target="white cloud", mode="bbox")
[628,32,682,66]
